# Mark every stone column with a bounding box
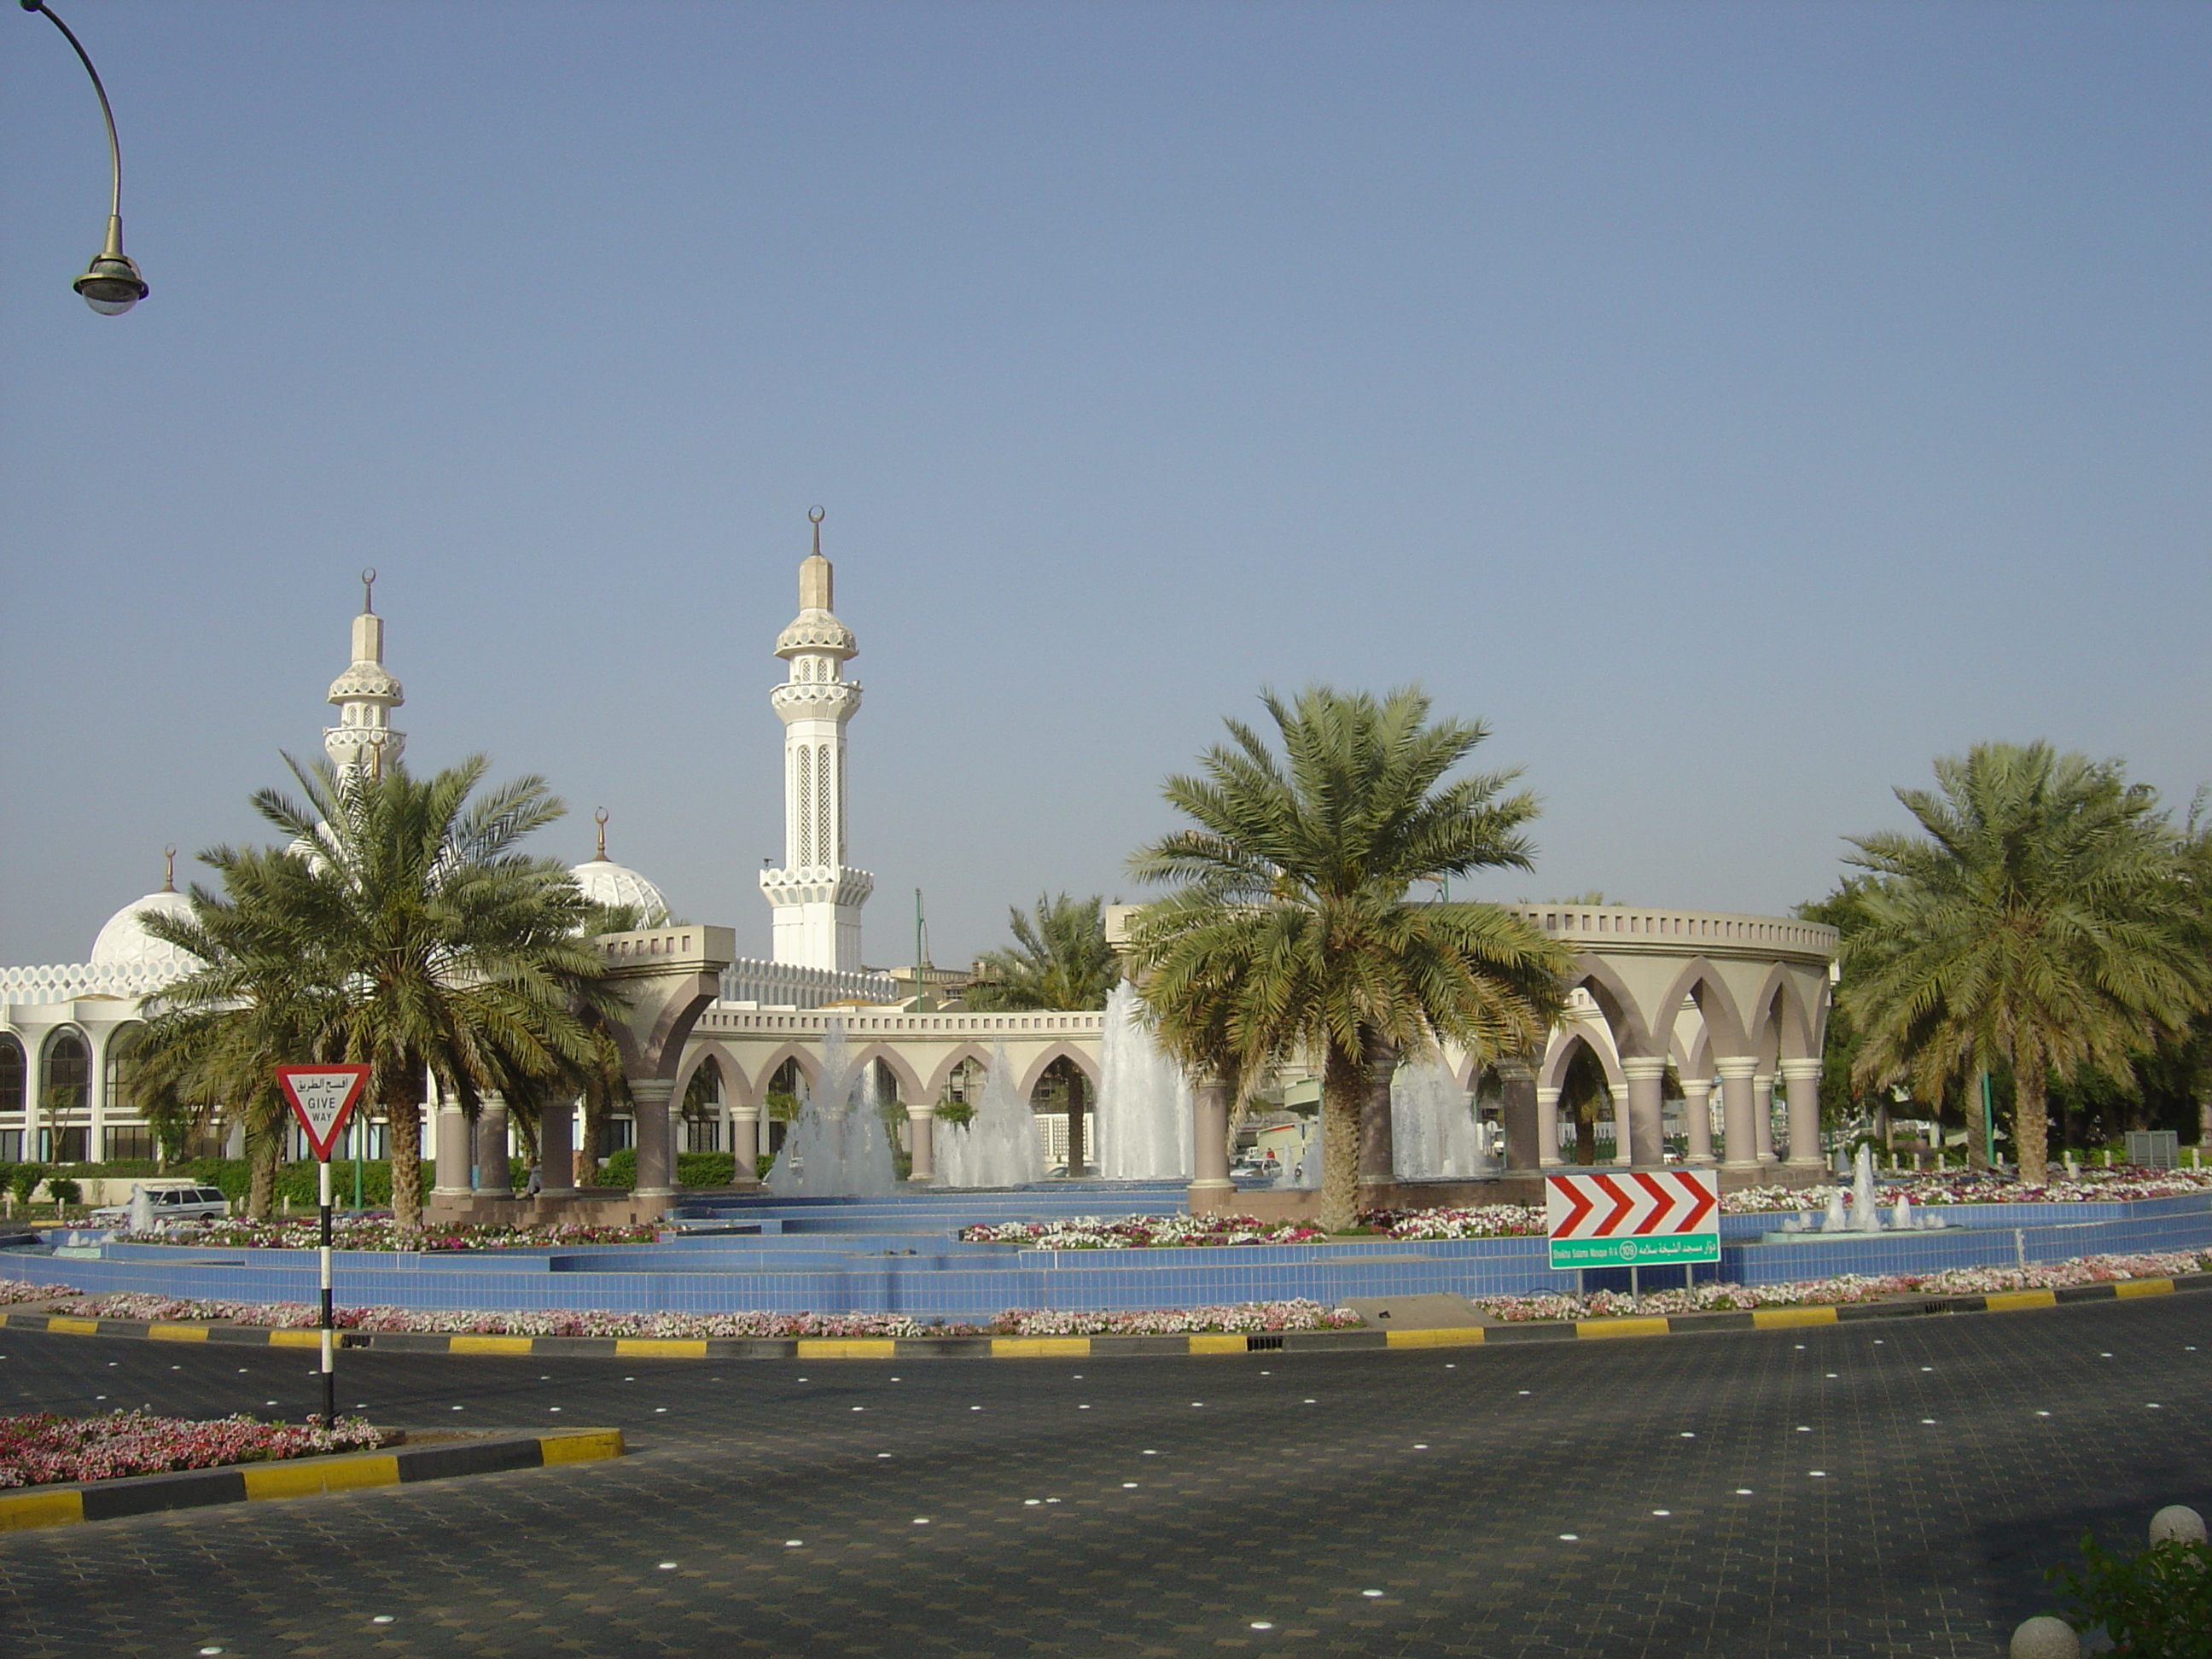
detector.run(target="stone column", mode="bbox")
[905,1102,934,1183]
[1780,1059,1824,1170]
[474,1097,509,1193]
[1534,1086,1563,1167]
[1188,1076,1234,1204]
[1496,1060,1539,1173]
[1681,1078,1715,1166]
[537,1099,575,1196]
[631,1079,676,1201]
[1717,1059,1761,1170]
[1610,1086,1633,1167]
[432,1091,472,1196]
[729,1103,762,1184]
[1754,1074,1778,1165]
[1621,1057,1668,1169]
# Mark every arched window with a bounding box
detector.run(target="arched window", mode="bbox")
[0,1038,23,1162]
[0,1037,24,1119]
[42,1031,90,1163]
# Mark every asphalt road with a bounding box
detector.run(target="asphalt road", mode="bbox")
[0,1296,2206,1659]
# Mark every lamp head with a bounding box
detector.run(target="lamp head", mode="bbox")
[74,248,147,314]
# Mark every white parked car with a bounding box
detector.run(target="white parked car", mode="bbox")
[89,1183,231,1227]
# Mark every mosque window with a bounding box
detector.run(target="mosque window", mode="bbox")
[816,743,832,864]
[0,1038,22,1118]
[44,1032,90,1111]
[797,747,814,864]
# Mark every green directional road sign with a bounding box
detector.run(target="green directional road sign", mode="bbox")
[1545,1170,1721,1272]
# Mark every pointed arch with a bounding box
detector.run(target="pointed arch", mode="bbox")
[1563,955,1656,1059]
[1646,957,1750,1058]
[737,1040,821,1111]
[1540,1027,1625,1096]
[924,1042,997,1103]
[850,1043,928,1109]
[672,1041,736,1107]
[1016,1042,1103,1103]
[1743,963,1817,1064]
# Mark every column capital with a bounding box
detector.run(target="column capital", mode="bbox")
[1715,1057,1760,1080]
[1619,1056,1669,1081]
[728,1103,761,1123]
[1778,1058,1824,1082]
[905,1102,938,1121]
[629,1079,675,1104]
[1534,1086,1563,1105]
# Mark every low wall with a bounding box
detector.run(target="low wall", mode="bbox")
[1195,1164,1825,1220]
[6,1191,2203,1322]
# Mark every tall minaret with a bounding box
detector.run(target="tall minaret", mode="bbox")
[758,509,873,969]
[323,568,405,776]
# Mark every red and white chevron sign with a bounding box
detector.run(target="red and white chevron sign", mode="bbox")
[1545,1169,1720,1269]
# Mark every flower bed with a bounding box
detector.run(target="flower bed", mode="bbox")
[1720,1168,2212,1212]
[0,1410,386,1488]
[0,1278,72,1306]
[34,1290,1362,1341]
[1472,1249,2212,1322]
[115,1219,660,1251]
[960,1214,1327,1249]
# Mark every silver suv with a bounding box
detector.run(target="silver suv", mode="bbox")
[90,1185,232,1226]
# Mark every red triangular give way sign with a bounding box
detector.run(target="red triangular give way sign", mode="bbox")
[276,1065,370,1161]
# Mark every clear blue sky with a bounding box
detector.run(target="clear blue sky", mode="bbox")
[4,2,2207,969]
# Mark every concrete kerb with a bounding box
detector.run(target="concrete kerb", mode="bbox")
[2,1272,2203,1361]
[0,1426,626,1533]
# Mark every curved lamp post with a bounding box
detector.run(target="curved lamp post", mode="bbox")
[20,0,149,314]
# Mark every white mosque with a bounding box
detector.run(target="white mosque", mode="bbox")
[0,519,1837,1203]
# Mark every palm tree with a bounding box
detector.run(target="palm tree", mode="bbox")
[1842,742,2209,1185]
[1126,686,1570,1232]
[150,754,618,1231]
[968,894,1121,1011]
[133,845,346,1216]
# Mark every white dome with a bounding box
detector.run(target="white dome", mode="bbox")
[90,887,200,973]
[570,857,669,923]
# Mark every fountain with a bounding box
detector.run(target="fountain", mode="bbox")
[1391,1057,1494,1180]
[1771,1144,1950,1240]
[765,1021,900,1197]
[934,1041,1045,1188]
[1091,982,1192,1180]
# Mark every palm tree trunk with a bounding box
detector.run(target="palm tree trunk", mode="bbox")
[2013,1057,2050,1185]
[1358,1032,1398,1190]
[1064,1068,1086,1178]
[386,1068,425,1233]
[579,1082,607,1188]
[1575,1107,1596,1166]
[1318,1044,1363,1233]
[247,1143,277,1220]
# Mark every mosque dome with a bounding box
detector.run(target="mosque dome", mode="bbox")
[89,861,200,973]
[568,812,669,924]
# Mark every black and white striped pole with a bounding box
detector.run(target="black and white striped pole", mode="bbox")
[276,1065,370,1426]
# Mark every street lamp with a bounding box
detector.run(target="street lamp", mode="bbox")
[20,0,149,314]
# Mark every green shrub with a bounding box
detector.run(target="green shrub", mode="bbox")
[602,1148,637,1189]
[47,1178,81,1208]
[2050,1531,2211,1656]
[755,1154,775,1181]
[678,1152,736,1188]
[7,1164,45,1207]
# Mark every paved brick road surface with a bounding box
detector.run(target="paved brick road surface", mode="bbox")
[0,1297,2205,1657]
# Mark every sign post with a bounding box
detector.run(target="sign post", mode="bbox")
[1545,1169,1721,1296]
[276,1064,370,1426]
